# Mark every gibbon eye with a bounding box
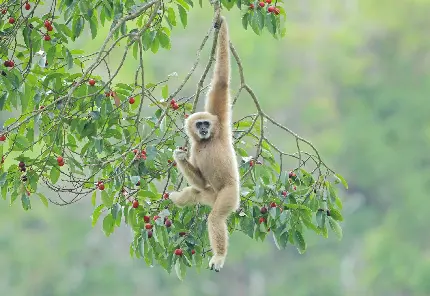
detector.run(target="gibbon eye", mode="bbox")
[202,121,210,127]
[196,121,202,128]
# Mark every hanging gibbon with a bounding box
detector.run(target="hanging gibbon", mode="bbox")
[169,16,240,272]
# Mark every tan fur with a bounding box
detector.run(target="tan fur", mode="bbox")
[169,16,239,272]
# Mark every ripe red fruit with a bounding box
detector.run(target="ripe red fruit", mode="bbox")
[8,60,14,67]
[44,35,51,41]
[259,1,265,7]
[270,202,277,208]
[9,17,15,24]
[46,25,53,31]
[289,171,296,178]
[171,103,179,110]
[179,231,186,237]
[170,99,176,105]
[19,161,25,168]
[39,105,45,109]
[282,190,287,197]
[265,0,272,3]
[129,97,135,104]
[1,9,6,14]
[274,7,280,15]
[174,249,183,256]
[145,223,152,230]
[147,230,153,238]
[3,60,10,67]
[98,183,105,190]
[163,192,169,199]
[191,249,196,255]
[88,79,95,86]
[259,217,266,224]
[25,2,31,10]
[132,200,139,208]
[153,215,160,221]
[44,20,51,27]
[21,167,26,172]
[105,91,111,97]
[293,186,297,190]
[168,159,172,164]
[58,161,65,167]
[249,3,254,9]
[268,6,275,13]
[165,219,172,227]
[0,134,6,141]
[260,207,267,214]
[144,215,150,223]
[57,156,63,163]
[249,160,254,167]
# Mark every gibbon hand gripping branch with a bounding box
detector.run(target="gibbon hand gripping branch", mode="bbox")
[0,0,348,279]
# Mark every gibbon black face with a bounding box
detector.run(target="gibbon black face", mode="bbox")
[195,120,211,139]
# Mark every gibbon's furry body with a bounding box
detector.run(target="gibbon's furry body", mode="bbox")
[170,16,239,272]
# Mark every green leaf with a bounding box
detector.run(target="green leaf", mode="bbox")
[167,7,177,26]
[21,193,31,211]
[101,190,114,207]
[15,135,31,150]
[335,173,349,189]
[293,230,307,254]
[242,13,249,30]
[328,217,343,240]
[72,16,85,40]
[91,204,105,226]
[329,208,343,221]
[158,32,171,49]
[50,167,60,184]
[36,192,49,207]
[89,14,98,39]
[316,210,326,228]
[178,5,187,28]
[175,257,187,280]
[161,85,169,99]
[103,213,115,236]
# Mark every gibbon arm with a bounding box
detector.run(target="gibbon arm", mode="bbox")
[205,17,231,125]
[175,158,208,190]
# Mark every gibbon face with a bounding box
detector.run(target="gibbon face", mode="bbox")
[185,112,219,141]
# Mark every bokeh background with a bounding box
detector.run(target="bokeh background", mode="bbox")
[1,0,430,295]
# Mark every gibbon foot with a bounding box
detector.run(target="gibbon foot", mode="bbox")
[169,191,190,208]
[209,254,226,272]
[173,148,187,161]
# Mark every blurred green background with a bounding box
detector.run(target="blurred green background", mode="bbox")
[1,0,430,295]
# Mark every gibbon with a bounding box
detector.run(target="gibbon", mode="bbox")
[169,16,240,272]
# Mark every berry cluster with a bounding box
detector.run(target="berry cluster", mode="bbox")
[170,99,179,110]
[57,156,65,167]
[133,148,147,160]
[249,0,281,15]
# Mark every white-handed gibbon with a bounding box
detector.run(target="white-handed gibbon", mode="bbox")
[169,16,240,272]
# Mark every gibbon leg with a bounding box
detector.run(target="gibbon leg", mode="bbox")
[208,185,239,272]
[169,186,217,207]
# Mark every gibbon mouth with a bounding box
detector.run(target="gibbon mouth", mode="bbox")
[200,131,208,136]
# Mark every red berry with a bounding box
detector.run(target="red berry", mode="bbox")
[170,99,176,105]
[141,150,146,155]
[168,159,172,164]
[9,17,15,24]
[270,202,277,208]
[105,91,111,97]
[144,215,150,223]
[132,149,138,154]
[282,191,287,197]
[98,183,105,190]
[46,24,53,31]
[57,156,63,163]
[58,161,65,167]
[171,103,179,110]
[153,215,160,221]
[289,171,296,178]
[3,60,10,67]
[8,60,14,67]
[88,79,95,86]
[268,6,275,12]
[259,1,265,7]
[274,7,280,15]
[259,217,266,224]
[179,231,186,237]
[165,219,172,227]
[132,200,139,208]
[147,230,153,238]
[260,207,267,214]
[191,249,196,255]
[44,35,51,41]
[293,186,297,190]
[129,97,135,104]
[39,105,45,109]
[249,160,254,167]
[174,249,183,256]
[163,192,169,199]
[265,0,272,3]
[0,134,6,141]
[249,3,254,9]
[1,9,6,14]
[25,3,31,10]
[44,20,51,27]
[145,223,152,229]
[19,161,25,168]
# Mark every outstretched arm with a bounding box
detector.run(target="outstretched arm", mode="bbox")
[173,149,207,190]
[205,16,231,125]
